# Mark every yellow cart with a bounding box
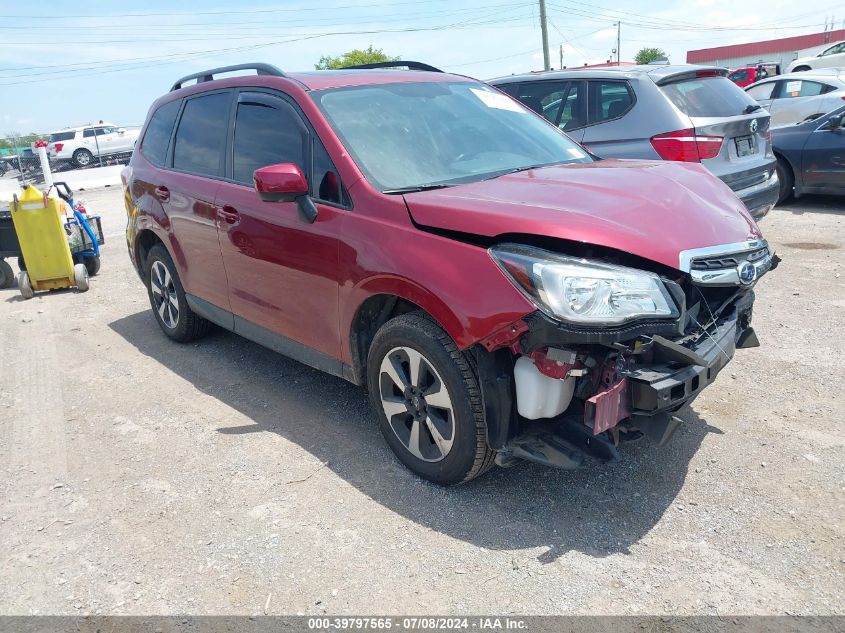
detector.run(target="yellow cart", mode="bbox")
[10,185,89,299]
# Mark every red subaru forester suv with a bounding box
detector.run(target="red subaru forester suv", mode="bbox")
[124,62,776,485]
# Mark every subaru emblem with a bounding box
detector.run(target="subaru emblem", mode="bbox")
[750,119,758,134]
[737,261,757,285]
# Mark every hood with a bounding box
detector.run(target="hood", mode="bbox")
[403,160,761,271]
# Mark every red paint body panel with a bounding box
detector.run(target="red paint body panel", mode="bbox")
[126,69,765,376]
[586,379,630,434]
[253,163,308,198]
[404,160,761,271]
[687,29,845,64]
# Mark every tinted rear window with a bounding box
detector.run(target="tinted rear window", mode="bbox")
[173,92,230,177]
[141,100,180,167]
[660,76,758,118]
[49,131,75,142]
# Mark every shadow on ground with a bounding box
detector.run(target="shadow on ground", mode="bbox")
[110,310,720,561]
[778,195,845,215]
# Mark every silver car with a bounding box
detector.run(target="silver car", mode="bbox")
[490,65,778,220]
[745,69,845,128]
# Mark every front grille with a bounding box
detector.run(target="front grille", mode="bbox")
[690,246,769,271]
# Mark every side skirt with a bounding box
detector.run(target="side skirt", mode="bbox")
[185,294,355,384]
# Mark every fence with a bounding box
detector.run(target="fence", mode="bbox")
[0,127,140,187]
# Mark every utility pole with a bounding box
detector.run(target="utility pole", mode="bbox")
[616,21,621,65]
[559,44,563,70]
[539,0,550,71]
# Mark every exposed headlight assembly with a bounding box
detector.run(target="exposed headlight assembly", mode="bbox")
[490,244,677,326]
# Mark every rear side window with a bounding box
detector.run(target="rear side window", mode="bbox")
[779,80,829,98]
[83,129,96,138]
[589,80,634,123]
[660,76,758,117]
[232,97,306,185]
[495,83,520,97]
[746,82,776,100]
[141,100,180,167]
[173,92,231,177]
[49,131,75,142]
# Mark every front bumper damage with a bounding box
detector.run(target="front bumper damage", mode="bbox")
[482,283,767,471]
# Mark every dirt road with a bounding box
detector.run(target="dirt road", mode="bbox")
[1,186,843,616]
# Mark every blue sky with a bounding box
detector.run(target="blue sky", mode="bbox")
[0,0,842,133]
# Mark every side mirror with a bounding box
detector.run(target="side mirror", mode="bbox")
[253,163,318,223]
[254,163,308,202]
[825,113,844,130]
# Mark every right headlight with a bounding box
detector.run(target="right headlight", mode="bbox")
[490,244,677,326]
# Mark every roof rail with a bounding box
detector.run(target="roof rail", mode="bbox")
[170,63,286,92]
[343,61,443,73]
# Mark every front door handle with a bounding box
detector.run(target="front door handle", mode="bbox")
[218,205,240,224]
[154,185,170,202]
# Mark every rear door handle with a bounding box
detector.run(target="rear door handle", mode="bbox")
[154,186,170,202]
[218,205,240,224]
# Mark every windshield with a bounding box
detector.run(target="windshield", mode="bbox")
[313,81,591,192]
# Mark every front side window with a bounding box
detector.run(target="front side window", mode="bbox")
[589,80,634,123]
[173,91,231,177]
[780,80,826,98]
[232,97,306,185]
[141,100,181,167]
[821,43,845,56]
[729,70,748,82]
[314,81,591,192]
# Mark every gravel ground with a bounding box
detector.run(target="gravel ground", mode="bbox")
[0,186,843,616]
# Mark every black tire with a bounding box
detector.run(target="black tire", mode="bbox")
[366,312,496,486]
[0,259,13,288]
[72,148,94,168]
[17,256,26,272]
[776,156,794,205]
[83,255,101,276]
[144,243,211,343]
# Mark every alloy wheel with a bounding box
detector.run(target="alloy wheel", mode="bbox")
[378,346,455,462]
[150,260,179,329]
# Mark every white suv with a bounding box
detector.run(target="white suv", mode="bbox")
[788,40,845,72]
[47,122,140,167]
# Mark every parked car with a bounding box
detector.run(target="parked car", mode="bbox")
[745,69,845,128]
[48,123,140,167]
[787,40,845,72]
[771,104,845,203]
[490,65,779,221]
[124,62,775,485]
[728,62,780,88]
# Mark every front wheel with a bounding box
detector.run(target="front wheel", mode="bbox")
[73,263,89,292]
[367,313,495,485]
[18,271,33,299]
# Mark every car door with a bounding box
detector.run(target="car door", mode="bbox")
[580,79,638,157]
[816,42,845,69]
[162,90,233,312]
[511,80,587,142]
[81,127,99,156]
[214,89,345,362]
[94,126,119,153]
[769,80,833,127]
[801,112,845,191]
[745,80,778,113]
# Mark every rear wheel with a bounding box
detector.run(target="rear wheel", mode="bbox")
[0,260,13,288]
[776,156,794,204]
[72,148,94,168]
[83,255,101,276]
[145,244,211,342]
[367,312,495,485]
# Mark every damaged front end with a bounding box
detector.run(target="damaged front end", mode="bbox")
[476,240,778,470]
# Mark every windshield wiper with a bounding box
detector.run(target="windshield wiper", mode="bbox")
[383,183,454,194]
[744,104,762,114]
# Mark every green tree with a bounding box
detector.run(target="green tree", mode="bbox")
[634,47,667,65]
[315,45,399,70]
